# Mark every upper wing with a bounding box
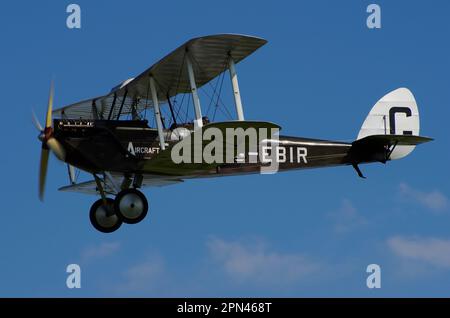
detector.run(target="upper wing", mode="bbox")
[53,34,267,120]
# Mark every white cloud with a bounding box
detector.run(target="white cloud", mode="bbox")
[207,237,319,285]
[81,242,121,263]
[387,236,450,269]
[114,256,165,294]
[399,183,448,212]
[328,199,367,234]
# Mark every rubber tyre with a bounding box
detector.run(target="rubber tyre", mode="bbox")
[89,198,122,233]
[114,189,148,224]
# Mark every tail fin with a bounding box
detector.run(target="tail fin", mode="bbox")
[357,88,420,159]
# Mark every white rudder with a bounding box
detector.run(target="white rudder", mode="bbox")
[357,88,420,159]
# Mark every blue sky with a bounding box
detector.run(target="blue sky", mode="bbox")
[1,0,450,297]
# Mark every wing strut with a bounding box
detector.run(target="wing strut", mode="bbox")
[228,57,245,121]
[186,53,203,130]
[107,93,117,120]
[116,90,128,120]
[166,93,178,127]
[150,76,166,150]
[67,164,76,184]
[92,100,99,120]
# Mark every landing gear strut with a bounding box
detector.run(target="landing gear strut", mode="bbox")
[88,188,149,233]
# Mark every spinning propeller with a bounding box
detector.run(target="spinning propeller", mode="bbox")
[32,81,66,201]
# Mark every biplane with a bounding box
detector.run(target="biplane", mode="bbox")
[33,34,432,233]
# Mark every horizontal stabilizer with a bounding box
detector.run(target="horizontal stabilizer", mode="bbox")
[349,134,432,164]
[353,134,433,147]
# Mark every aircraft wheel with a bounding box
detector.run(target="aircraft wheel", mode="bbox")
[89,198,122,233]
[114,188,148,224]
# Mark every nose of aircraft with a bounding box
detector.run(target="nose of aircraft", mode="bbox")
[32,81,66,201]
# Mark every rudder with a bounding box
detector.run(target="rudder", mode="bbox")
[357,88,420,159]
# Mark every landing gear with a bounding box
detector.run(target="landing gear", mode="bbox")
[88,188,149,233]
[89,198,123,233]
[114,188,149,224]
